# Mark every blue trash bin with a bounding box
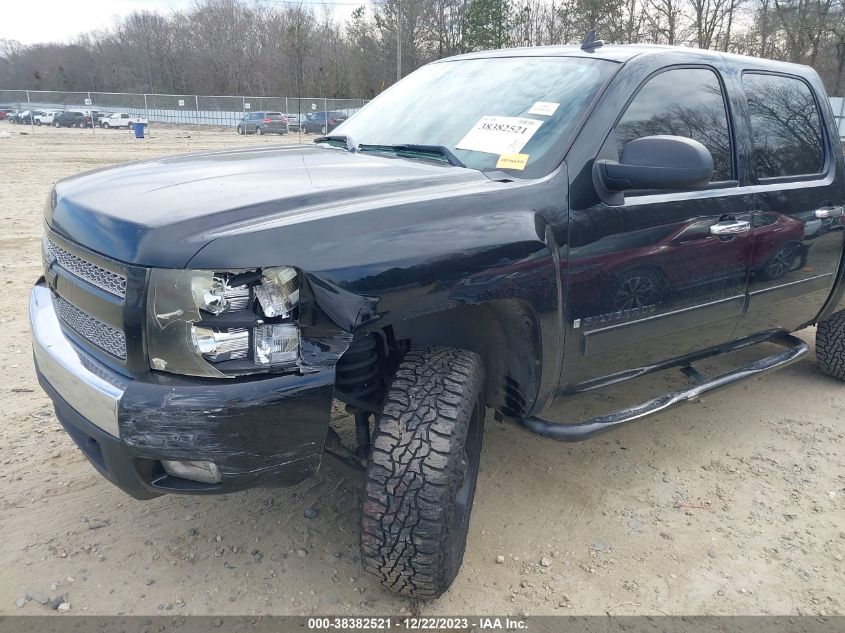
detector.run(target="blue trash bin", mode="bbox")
[133,122,144,139]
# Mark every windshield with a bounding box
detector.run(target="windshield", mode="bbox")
[334,56,617,178]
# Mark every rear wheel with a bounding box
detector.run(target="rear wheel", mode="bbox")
[760,242,801,281]
[360,347,485,599]
[256,126,263,135]
[237,125,244,135]
[321,124,327,134]
[816,310,845,380]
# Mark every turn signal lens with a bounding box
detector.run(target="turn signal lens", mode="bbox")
[254,324,299,365]
[254,266,300,318]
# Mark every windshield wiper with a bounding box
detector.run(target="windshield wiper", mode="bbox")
[357,144,466,168]
[314,134,356,151]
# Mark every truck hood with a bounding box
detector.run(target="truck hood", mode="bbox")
[48,144,490,267]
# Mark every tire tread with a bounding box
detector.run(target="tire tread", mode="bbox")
[360,346,484,599]
[817,311,845,380]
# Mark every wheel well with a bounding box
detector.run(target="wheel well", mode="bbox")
[384,300,541,418]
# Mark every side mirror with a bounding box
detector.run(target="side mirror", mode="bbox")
[596,135,713,192]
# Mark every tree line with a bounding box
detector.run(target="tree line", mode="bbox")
[0,0,842,98]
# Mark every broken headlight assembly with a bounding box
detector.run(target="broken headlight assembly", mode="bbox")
[146,267,301,378]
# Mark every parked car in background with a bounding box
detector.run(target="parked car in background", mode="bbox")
[100,112,148,129]
[53,110,88,128]
[14,110,43,125]
[34,110,63,125]
[236,111,288,135]
[284,113,301,132]
[301,110,348,134]
[88,111,104,126]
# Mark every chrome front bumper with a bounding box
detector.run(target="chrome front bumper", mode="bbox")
[30,283,127,437]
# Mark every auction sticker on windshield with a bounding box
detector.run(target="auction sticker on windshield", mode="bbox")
[456,116,543,155]
[528,101,560,116]
[496,153,529,170]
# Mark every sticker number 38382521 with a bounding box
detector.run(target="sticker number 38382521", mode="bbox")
[456,116,543,156]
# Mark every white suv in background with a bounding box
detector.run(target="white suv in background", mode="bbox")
[100,112,148,129]
[33,110,63,125]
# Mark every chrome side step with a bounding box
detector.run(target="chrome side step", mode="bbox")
[518,334,809,442]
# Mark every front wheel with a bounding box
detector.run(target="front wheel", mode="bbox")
[360,347,485,599]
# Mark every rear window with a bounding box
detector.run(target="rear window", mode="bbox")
[743,73,824,179]
[267,112,283,119]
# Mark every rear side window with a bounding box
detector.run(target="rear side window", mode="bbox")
[743,73,824,179]
[616,67,733,182]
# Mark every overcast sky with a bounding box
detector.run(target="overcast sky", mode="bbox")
[1,1,196,45]
[1,0,359,46]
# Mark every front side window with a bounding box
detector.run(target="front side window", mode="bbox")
[743,73,824,179]
[616,67,733,182]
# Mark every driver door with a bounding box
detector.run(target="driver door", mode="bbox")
[559,65,755,390]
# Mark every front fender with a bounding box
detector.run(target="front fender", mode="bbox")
[188,171,570,413]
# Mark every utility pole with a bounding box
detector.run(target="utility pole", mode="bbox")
[396,0,402,82]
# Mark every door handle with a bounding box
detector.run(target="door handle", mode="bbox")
[814,206,844,219]
[710,220,751,235]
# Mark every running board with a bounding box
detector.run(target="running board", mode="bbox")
[518,334,809,442]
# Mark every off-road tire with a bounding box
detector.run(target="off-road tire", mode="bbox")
[360,347,485,599]
[816,310,845,380]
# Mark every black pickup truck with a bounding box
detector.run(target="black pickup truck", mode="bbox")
[30,44,845,599]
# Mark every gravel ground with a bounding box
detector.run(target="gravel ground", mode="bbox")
[0,122,843,617]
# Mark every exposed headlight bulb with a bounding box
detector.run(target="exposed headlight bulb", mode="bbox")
[191,326,249,361]
[191,275,250,315]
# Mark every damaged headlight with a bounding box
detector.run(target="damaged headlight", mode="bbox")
[147,267,301,378]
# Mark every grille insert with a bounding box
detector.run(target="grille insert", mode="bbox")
[45,237,127,299]
[54,295,127,360]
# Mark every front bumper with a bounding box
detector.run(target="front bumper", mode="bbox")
[30,282,334,499]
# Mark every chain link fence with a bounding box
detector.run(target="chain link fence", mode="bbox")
[0,88,369,130]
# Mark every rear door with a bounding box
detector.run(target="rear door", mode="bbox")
[560,64,756,390]
[733,71,845,337]
[245,113,257,133]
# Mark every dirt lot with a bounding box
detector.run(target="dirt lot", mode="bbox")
[0,122,843,617]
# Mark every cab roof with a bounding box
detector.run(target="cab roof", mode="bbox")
[441,44,815,76]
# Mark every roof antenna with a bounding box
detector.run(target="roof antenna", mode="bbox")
[580,30,604,51]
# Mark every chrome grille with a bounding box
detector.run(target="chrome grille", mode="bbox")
[54,294,127,360]
[44,236,127,299]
